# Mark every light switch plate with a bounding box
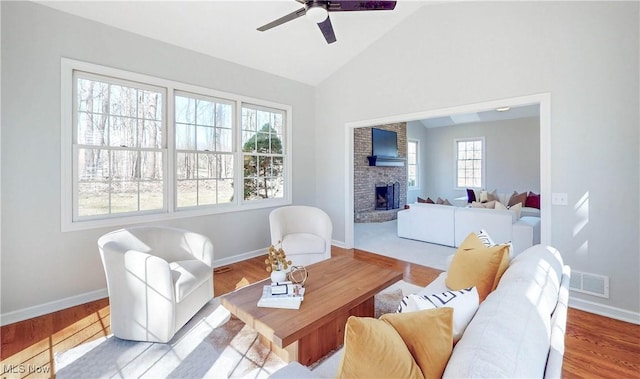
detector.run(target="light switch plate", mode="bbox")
[551,193,568,205]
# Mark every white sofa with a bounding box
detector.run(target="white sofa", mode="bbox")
[270,244,571,378]
[397,202,540,256]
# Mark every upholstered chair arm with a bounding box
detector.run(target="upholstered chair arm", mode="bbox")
[99,241,176,343]
[181,231,214,268]
[269,211,286,246]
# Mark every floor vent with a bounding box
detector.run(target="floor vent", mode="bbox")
[569,270,609,298]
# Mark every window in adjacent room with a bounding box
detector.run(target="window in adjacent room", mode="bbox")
[455,137,485,189]
[407,139,419,189]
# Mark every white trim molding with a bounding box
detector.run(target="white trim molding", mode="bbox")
[569,298,640,325]
[0,288,108,327]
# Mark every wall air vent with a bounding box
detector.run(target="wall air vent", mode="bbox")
[569,270,609,298]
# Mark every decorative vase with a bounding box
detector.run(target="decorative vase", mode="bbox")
[270,270,287,284]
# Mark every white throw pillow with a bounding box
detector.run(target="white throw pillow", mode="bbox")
[397,287,479,342]
[477,229,513,260]
[476,229,496,246]
[494,201,508,211]
[508,202,523,221]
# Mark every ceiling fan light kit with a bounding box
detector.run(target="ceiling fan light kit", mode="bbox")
[306,4,329,23]
[257,1,398,44]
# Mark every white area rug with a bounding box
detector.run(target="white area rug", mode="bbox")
[55,281,423,379]
[355,220,456,270]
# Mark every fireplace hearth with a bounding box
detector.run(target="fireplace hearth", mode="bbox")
[375,182,400,210]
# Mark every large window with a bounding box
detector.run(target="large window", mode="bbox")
[62,59,291,231]
[74,73,166,218]
[455,137,485,189]
[175,93,234,208]
[242,105,285,201]
[407,139,419,189]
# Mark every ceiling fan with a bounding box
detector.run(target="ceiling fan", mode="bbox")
[257,1,397,44]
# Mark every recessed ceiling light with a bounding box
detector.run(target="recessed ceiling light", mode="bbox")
[496,107,511,112]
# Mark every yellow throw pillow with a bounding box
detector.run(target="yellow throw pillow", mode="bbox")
[492,246,510,291]
[336,316,425,379]
[381,308,454,379]
[446,242,509,301]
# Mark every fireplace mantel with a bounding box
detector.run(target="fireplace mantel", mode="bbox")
[367,156,406,167]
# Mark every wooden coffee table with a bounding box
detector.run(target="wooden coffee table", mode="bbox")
[220,256,402,366]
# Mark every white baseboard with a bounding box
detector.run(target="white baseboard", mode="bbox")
[569,297,640,325]
[212,247,267,268]
[0,288,108,327]
[332,239,346,249]
[0,248,269,327]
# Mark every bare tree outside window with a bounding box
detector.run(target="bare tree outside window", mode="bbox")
[75,74,164,217]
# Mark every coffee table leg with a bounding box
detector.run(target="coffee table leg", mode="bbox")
[259,334,299,363]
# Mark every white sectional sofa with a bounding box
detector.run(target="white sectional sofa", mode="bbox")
[271,244,570,378]
[397,202,540,255]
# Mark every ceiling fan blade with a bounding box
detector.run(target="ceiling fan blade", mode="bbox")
[328,1,397,12]
[257,7,306,32]
[317,16,337,44]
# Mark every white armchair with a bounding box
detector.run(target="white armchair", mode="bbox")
[97,226,214,343]
[269,206,333,266]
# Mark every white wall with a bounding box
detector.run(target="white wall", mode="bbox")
[0,2,316,320]
[406,120,429,204]
[316,2,639,319]
[412,117,540,202]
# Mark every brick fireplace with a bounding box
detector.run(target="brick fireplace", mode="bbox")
[354,123,407,223]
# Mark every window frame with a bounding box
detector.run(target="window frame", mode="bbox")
[454,137,485,190]
[407,139,419,190]
[61,58,292,232]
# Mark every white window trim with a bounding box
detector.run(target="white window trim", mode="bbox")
[453,136,485,190]
[61,58,292,232]
[407,139,419,190]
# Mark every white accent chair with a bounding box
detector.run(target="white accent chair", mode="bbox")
[98,226,214,343]
[269,206,333,266]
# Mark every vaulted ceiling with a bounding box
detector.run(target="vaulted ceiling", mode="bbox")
[38,0,427,86]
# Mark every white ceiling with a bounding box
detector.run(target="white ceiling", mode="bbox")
[37,0,428,86]
[420,104,541,128]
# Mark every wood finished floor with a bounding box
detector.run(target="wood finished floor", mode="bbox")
[1,247,638,378]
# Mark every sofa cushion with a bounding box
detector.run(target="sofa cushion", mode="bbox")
[446,234,509,301]
[397,287,479,343]
[471,200,496,208]
[381,309,453,379]
[466,188,477,203]
[169,259,212,302]
[525,191,541,209]
[508,191,527,207]
[336,315,425,379]
[281,233,325,254]
[508,202,523,221]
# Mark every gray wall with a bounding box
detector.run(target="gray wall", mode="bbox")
[316,2,639,318]
[1,2,316,316]
[409,117,540,203]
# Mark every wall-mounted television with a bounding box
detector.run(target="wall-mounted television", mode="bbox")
[371,128,398,158]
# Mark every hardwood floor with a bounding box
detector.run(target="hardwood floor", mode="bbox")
[1,247,638,378]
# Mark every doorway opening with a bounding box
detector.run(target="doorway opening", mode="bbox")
[344,93,551,249]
